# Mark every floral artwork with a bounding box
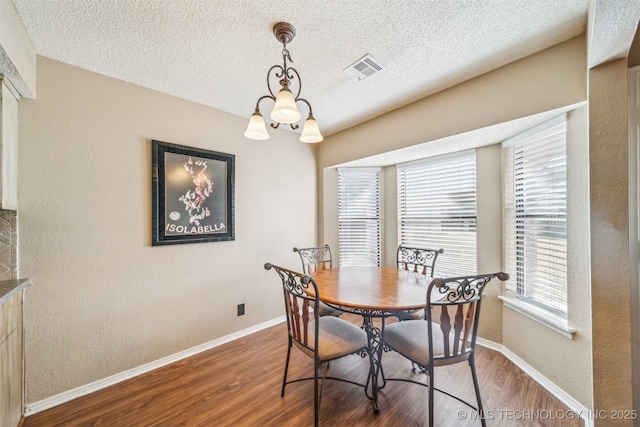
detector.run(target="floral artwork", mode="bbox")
[178,158,213,226]
[152,140,235,245]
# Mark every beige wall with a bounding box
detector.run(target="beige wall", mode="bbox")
[382,166,397,267]
[475,144,504,343]
[19,57,317,404]
[589,58,633,425]
[318,35,594,408]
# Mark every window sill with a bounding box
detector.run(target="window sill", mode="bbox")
[498,294,576,339]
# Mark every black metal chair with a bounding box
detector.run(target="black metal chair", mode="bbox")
[293,245,343,317]
[397,245,443,275]
[264,263,369,427]
[395,245,444,320]
[382,272,509,427]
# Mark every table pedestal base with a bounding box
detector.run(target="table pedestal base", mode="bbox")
[361,314,386,413]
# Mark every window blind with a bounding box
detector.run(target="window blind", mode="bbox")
[338,168,381,266]
[503,115,567,315]
[397,150,477,277]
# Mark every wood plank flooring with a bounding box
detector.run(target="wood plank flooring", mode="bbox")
[22,315,583,426]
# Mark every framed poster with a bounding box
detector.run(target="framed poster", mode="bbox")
[152,140,235,245]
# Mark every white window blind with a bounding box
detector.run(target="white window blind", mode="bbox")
[397,150,477,277]
[338,168,381,266]
[503,115,567,316]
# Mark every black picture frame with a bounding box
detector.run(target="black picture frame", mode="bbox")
[152,140,235,245]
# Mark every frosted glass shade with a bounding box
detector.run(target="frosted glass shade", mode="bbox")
[300,116,323,143]
[244,111,269,140]
[270,88,301,124]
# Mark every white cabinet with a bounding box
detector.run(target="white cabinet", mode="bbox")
[0,280,28,427]
[0,79,18,210]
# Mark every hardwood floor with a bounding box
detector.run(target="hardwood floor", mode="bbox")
[23,315,582,427]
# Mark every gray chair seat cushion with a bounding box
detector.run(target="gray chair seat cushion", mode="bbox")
[383,319,446,367]
[295,316,367,361]
[318,301,344,317]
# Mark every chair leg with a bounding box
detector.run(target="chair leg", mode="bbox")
[378,317,387,390]
[314,359,320,427]
[428,365,435,427]
[319,363,329,403]
[469,355,487,427]
[281,339,292,397]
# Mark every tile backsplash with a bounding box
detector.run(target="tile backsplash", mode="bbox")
[0,209,17,280]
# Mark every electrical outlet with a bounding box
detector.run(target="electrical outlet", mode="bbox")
[237,303,245,316]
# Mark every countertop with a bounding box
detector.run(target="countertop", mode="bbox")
[0,278,31,304]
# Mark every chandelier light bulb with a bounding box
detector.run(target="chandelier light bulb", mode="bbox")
[244,110,270,140]
[271,88,301,124]
[300,115,323,143]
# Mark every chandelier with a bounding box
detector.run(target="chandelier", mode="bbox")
[244,22,323,143]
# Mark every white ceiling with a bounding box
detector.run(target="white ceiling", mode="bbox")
[11,0,591,139]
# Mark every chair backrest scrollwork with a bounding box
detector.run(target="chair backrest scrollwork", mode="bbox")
[397,245,444,276]
[294,245,332,274]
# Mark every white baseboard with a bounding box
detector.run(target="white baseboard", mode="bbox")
[476,338,593,427]
[25,316,286,416]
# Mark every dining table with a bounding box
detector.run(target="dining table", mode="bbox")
[308,266,433,413]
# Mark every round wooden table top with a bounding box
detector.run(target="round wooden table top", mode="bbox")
[308,266,432,312]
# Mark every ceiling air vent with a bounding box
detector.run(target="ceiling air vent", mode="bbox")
[344,54,384,81]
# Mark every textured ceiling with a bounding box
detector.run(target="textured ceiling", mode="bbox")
[11,0,591,138]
